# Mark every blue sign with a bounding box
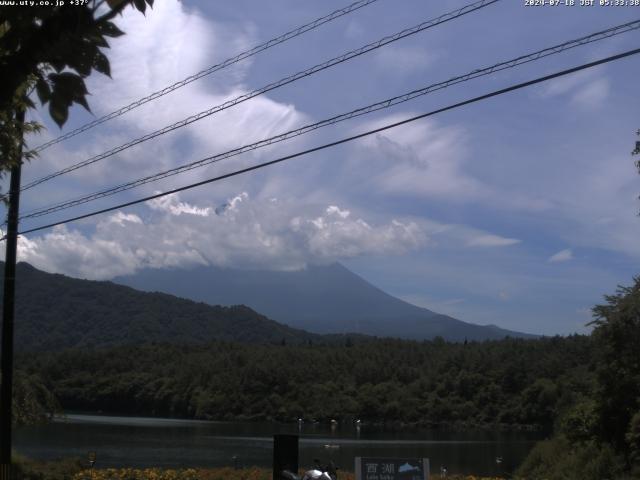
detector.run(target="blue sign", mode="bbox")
[355,457,430,480]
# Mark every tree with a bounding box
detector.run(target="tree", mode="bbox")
[0,0,154,174]
[515,133,640,479]
[590,277,640,463]
[0,0,154,471]
[627,411,640,475]
[11,371,60,426]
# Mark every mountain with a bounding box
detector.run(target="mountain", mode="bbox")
[114,263,535,341]
[1,262,322,351]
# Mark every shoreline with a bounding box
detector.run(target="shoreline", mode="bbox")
[16,459,507,480]
[54,410,547,433]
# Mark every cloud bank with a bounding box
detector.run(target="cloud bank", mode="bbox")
[16,193,427,279]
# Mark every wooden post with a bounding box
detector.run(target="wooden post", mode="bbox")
[273,434,298,480]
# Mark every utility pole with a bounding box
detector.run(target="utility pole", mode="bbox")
[0,109,25,479]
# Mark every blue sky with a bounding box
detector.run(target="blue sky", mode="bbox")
[2,0,639,335]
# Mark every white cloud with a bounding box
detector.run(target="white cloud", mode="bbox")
[95,1,305,154]
[548,248,573,263]
[148,193,211,216]
[540,68,599,98]
[108,212,143,226]
[374,45,437,75]
[3,0,636,340]
[325,205,350,219]
[24,0,308,200]
[89,1,254,105]
[571,78,609,109]
[466,234,521,248]
[352,116,488,201]
[16,193,428,279]
[17,227,149,280]
[539,68,609,109]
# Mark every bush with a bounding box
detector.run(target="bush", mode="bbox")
[515,435,626,480]
[627,411,640,476]
[13,454,85,480]
[73,468,199,480]
[558,398,598,443]
[71,469,504,480]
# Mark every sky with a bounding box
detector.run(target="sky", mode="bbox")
[2,0,639,335]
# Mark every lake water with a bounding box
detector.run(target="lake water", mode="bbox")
[15,414,545,477]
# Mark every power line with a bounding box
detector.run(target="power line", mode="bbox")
[19,18,638,219]
[14,47,640,238]
[19,19,640,221]
[20,0,500,193]
[31,0,382,153]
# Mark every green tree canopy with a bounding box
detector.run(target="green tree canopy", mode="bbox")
[590,277,640,465]
[0,0,154,174]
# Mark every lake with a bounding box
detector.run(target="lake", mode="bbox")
[14,414,545,477]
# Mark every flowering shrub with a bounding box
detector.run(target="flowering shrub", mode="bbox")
[72,467,504,480]
[73,467,275,480]
[189,467,271,480]
[73,468,199,480]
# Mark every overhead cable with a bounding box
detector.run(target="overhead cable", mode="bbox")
[13,47,640,238]
[31,0,382,153]
[18,19,640,221]
[21,0,500,192]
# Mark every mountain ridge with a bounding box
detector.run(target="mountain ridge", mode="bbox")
[114,262,536,341]
[1,261,326,351]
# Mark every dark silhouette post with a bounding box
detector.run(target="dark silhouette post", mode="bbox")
[273,434,298,480]
[88,451,97,479]
[0,109,24,478]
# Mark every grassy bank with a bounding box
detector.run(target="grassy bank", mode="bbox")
[15,460,505,480]
[71,468,504,480]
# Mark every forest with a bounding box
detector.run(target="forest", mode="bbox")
[12,275,640,479]
[19,335,591,429]
[3,262,324,351]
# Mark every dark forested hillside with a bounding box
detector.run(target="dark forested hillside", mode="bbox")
[20,335,593,429]
[2,262,320,351]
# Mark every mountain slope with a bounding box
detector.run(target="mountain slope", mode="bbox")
[115,263,535,341]
[1,262,320,351]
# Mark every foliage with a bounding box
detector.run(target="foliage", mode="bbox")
[10,261,595,428]
[11,370,60,426]
[19,335,593,428]
[73,468,199,480]
[515,435,625,480]
[557,397,598,444]
[13,454,85,480]
[518,277,640,478]
[1,262,322,351]
[0,371,59,426]
[626,411,640,476]
[0,0,153,177]
[589,276,640,458]
[69,467,505,480]
[0,91,42,174]
[187,468,267,480]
